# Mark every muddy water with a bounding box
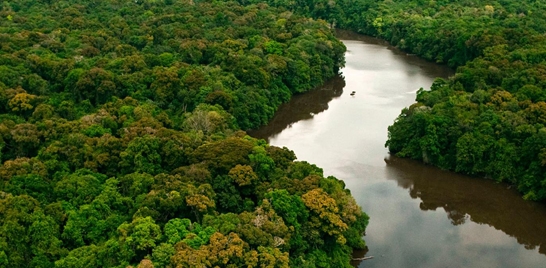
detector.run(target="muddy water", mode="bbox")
[248,31,546,267]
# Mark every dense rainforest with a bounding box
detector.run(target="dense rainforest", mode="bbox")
[257,0,546,201]
[0,0,369,267]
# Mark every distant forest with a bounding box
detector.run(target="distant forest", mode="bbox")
[257,0,546,201]
[3,0,546,266]
[0,0,368,267]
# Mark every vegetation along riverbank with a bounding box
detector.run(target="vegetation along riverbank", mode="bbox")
[256,0,546,201]
[0,0,369,267]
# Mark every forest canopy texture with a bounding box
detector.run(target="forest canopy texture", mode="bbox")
[0,0,368,267]
[256,0,546,201]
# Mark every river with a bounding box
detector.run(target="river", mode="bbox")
[248,31,546,267]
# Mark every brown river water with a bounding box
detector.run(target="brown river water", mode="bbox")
[249,31,546,267]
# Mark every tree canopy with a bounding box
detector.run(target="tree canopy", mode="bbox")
[0,0,368,267]
[256,0,546,201]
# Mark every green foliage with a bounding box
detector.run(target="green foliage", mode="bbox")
[54,169,106,207]
[120,135,163,175]
[5,174,52,203]
[151,243,175,267]
[82,124,111,137]
[249,145,275,179]
[374,0,546,199]
[202,213,241,234]
[265,41,284,55]
[262,0,546,200]
[0,0,367,266]
[164,218,209,246]
[120,217,162,251]
[265,189,308,229]
[288,161,324,180]
[55,245,100,268]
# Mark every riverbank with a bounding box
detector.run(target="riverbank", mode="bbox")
[250,33,546,268]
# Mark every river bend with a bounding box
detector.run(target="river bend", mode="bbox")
[249,31,546,268]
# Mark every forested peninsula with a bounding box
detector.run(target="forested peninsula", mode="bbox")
[257,0,546,201]
[0,0,369,267]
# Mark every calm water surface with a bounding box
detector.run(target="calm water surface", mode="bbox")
[249,31,546,267]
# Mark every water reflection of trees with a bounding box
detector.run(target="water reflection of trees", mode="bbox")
[385,155,546,255]
[350,247,369,267]
[248,75,345,141]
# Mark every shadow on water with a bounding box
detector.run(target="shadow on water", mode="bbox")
[247,75,345,141]
[384,155,546,255]
[350,247,369,267]
[250,32,546,267]
[336,30,391,46]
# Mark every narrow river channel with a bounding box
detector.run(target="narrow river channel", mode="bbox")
[248,31,546,267]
